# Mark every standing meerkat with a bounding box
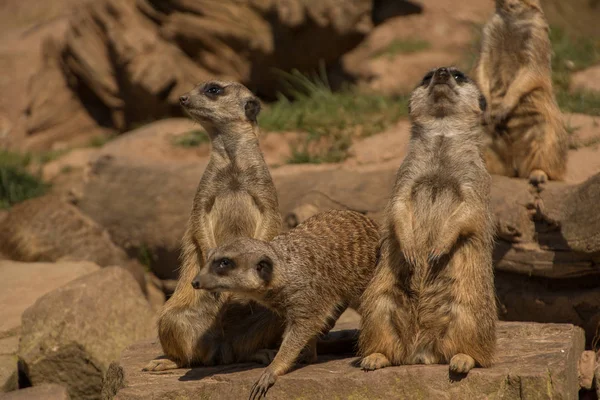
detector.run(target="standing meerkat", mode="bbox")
[143,81,284,371]
[474,0,568,185]
[358,67,497,375]
[193,210,380,399]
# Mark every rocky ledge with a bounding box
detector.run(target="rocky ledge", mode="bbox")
[104,322,584,400]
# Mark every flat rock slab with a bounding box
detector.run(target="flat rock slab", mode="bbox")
[0,384,70,399]
[109,322,584,400]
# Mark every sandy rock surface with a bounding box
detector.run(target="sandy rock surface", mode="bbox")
[18,267,154,400]
[104,321,584,400]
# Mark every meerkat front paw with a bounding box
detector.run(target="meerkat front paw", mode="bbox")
[142,358,180,372]
[360,353,392,371]
[449,353,475,374]
[528,169,548,187]
[249,368,277,400]
[491,105,511,127]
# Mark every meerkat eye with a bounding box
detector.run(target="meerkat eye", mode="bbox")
[452,71,467,84]
[204,84,223,96]
[421,72,434,86]
[218,258,232,269]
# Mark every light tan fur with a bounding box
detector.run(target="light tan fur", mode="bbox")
[194,210,380,399]
[358,68,497,375]
[143,81,284,371]
[474,0,568,185]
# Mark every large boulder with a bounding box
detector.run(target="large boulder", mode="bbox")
[0,260,100,393]
[21,0,372,149]
[0,260,100,335]
[18,267,154,400]
[0,195,147,292]
[103,321,585,399]
[0,384,70,400]
[0,337,18,392]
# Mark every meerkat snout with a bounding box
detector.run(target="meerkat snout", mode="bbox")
[179,95,189,106]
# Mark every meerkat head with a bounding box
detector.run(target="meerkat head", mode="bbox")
[495,0,542,14]
[179,81,261,132]
[408,67,486,120]
[191,238,278,295]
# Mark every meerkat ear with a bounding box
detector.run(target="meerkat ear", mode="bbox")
[256,257,273,283]
[244,98,261,122]
[478,95,487,112]
[204,248,216,263]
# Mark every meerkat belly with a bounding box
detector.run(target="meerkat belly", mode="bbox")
[209,192,262,243]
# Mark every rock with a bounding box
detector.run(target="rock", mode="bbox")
[0,384,70,399]
[0,195,147,292]
[24,0,372,148]
[0,259,98,393]
[0,335,19,393]
[495,271,600,347]
[104,321,584,400]
[345,120,411,166]
[343,0,493,95]
[563,113,600,184]
[0,355,17,393]
[570,65,600,94]
[18,267,154,400]
[541,0,600,38]
[0,260,100,335]
[578,351,596,390]
[22,38,113,151]
[596,351,600,399]
[77,155,203,280]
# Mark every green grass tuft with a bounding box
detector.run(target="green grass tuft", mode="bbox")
[172,129,209,147]
[550,26,600,115]
[260,68,409,164]
[89,135,115,148]
[0,151,48,209]
[371,39,431,59]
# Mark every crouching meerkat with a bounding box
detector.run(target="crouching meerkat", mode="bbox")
[143,81,284,371]
[193,210,380,399]
[475,0,568,185]
[358,67,497,375]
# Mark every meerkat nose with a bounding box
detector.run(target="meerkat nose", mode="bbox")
[191,279,201,289]
[437,67,449,78]
[179,95,190,106]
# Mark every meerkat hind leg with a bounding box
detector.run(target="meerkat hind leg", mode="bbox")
[142,358,180,372]
[361,353,392,371]
[449,353,476,374]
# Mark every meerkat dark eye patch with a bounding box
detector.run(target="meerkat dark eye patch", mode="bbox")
[256,258,273,283]
[421,71,434,86]
[451,70,467,84]
[244,98,261,122]
[478,95,487,112]
[204,83,224,97]
[211,257,235,275]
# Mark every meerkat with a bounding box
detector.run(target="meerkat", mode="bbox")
[474,0,568,185]
[193,210,380,399]
[358,67,497,375]
[143,81,284,371]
